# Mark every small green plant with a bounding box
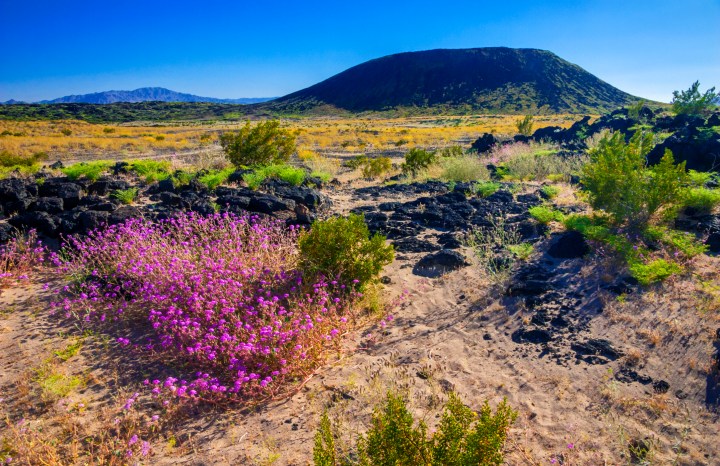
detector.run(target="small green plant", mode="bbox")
[0,150,48,167]
[471,181,500,198]
[628,259,683,286]
[220,120,296,167]
[541,185,560,199]
[54,339,84,361]
[298,214,394,289]
[507,243,534,260]
[528,206,565,224]
[344,155,369,170]
[61,128,72,136]
[437,145,465,158]
[466,216,524,283]
[154,134,165,141]
[314,391,516,466]
[515,115,534,136]
[402,148,437,176]
[171,170,195,189]
[198,167,235,190]
[362,157,392,179]
[62,161,112,181]
[671,81,719,115]
[111,187,139,205]
[102,127,115,134]
[243,171,266,190]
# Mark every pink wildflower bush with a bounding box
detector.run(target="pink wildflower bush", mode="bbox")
[52,212,358,401]
[0,229,45,292]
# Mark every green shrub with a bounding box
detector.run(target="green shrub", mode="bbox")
[402,148,437,176]
[62,161,112,181]
[344,155,368,170]
[515,115,534,136]
[362,157,392,179]
[492,143,584,182]
[263,164,305,186]
[171,170,195,189]
[528,206,565,224]
[541,185,560,199]
[314,391,516,466]
[437,145,465,158]
[507,243,534,260]
[471,181,500,198]
[687,170,716,187]
[298,214,394,289]
[198,167,235,190]
[111,187,139,205]
[242,171,266,190]
[440,155,489,182]
[581,131,688,230]
[682,187,720,213]
[220,120,296,167]
[0,151,48,167]
[311,170,333,183]
[671,81,719,115]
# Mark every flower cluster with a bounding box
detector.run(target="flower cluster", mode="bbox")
[0,229,45,292]
[52,212,358,400]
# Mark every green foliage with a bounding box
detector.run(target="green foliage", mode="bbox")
[362,157,392,179]
[0,150,48,167]
[242,171,266,190]
[54,339,83,361]
[242,164,306,189]
[471,181,500,198]
[681,187,720,213]
[687,170,716,187]
[402,148,437,176]
[62,161,112,181]
[498,144,584,182]
[515,115,534,136]
[581,131,688,229]
[220,120,296,167]
[540,185,560,199]
[314,392,516,466]
[627,100,647,121]
[60,128,72,136]
[128,159,171,183]
[440,155,489,182]
[437,145,465,158]
[198,167,235,190]
[311,170,333,183]
[671,81,719,115]
[344,155,369,170]
[171,170,195,188]
[111,187,139,205]
[528,206,565,224]
[507,243,534,260]
[628,259,683,286]
[298,214,394,289]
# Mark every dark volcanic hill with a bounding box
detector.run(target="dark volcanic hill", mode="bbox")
[35,87,274,105]
[267,48,640,114]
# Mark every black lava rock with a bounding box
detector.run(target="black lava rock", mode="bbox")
[547,231,590,259]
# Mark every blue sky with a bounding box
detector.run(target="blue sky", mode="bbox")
[0,0,718,103]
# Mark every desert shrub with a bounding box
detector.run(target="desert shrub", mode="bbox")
[488,142,583,181]
[171,170,195,188]
[314,391,516,466]
[628,259,683,286]
[362,157,392,179]
[220,120,296,167]
[298,214,394,289]
[102,127,115,134]
[507,243,534,260]
[437,145,465,158]
[60,128,72,136]
[402,148,437,176]
[344,155,369,170]
[0,229,44,292]
[687,170,716,187]
[241,164,306,189]
[681,187,720,213]
[467,216,525,283]
[62,160,112,181]
[198,167,235,190]
[305,155,339,183]
[0,164,41,179]
[671,81,719,115]
[581,131,688,229]
[529,206,565,224]
[0,150,47,167]
[515,115,534,136]
[110,187,138,205]
[541,185,560,199]
[242,171,266,190]
[53,213,359,400]
[471,181,500,198]
[440,155,489,182]
[128,159,171,183]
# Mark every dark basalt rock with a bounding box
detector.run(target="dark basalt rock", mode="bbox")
[393,238,441,253]
[512,327,552,344]
[248,194,295,215]
[0,178,32,203]
[571,339,623,362]
[30,197,64,214]
[437,232,463,249]
[0,223,15,243]
[39,182,82,209]
[653,380,670,394]
[78,210,109,232]
[87,178,131,196]
[109,206,143,225]
[470,133,497,153]
[706,232,720,253]
[9,211,61,236]
[547,231,590,259]
[413,249,469,277]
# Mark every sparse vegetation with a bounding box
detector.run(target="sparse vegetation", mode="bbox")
[111,187,139,205]
[402,148,437,176]
[220,120,297,167]
[515,114,534,136]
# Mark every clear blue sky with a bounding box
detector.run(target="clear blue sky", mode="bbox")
[1,0,718,103]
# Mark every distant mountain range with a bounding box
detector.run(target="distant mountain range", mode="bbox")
[1,87,275,105]
[267,47,640,114]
